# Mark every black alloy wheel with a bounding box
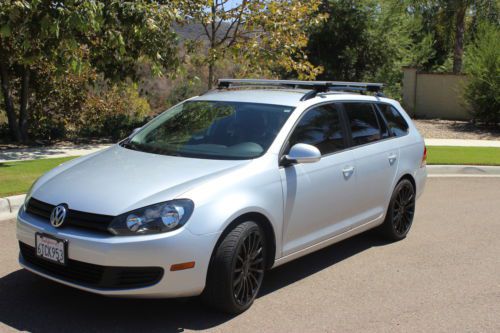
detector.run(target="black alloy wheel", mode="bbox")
[381,179,416,240]
[203,221,266,314]
[232,229,265,306]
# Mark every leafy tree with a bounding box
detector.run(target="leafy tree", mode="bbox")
[307,0,435,97]
[0,0,182,142]
[463,23,499,126]
[185,0,326,88]
[408,0,499,73]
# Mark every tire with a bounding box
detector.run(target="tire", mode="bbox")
[202,221,266,314]
[380,179,416,241]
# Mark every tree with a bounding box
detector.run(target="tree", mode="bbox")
[185,0,326,89]
[307,0,435,97]
[451,0,471,73]
[0,0,182,142]
[463,23,499,126]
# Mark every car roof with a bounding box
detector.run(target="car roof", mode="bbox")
[192,89,396,107]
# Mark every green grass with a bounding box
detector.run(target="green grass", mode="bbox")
[0,157,78,197]
[427,146,500,166]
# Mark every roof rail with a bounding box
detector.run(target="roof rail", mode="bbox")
[216,79,384,101]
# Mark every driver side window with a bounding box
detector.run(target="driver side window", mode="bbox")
[289,103,346,155]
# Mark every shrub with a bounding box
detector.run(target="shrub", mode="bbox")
[79,84,151,140]
[25,64,151,141]
[463,23,500,126]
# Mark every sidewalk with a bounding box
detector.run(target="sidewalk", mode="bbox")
[0,143,112,163]
[425,138,500,147]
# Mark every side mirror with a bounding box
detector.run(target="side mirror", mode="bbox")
[283,143,321,165]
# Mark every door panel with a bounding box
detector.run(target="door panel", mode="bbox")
[280,150,357,256]
[342,102,400,227]
[350,142,399,225]
[279,103,356,256]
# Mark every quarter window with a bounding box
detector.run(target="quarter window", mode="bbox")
[289,104,345,155]
[344,103,387,146]
[378,104,409,137]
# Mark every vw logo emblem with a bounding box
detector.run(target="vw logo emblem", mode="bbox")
[50,204,67,228]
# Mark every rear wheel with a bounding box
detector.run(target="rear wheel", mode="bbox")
[381,179,416,241]
[203,221,266,314]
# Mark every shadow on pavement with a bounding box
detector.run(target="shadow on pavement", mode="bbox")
[0,231,389,332]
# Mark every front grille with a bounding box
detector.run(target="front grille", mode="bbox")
[20,242,164,290]
[26,198,114,233]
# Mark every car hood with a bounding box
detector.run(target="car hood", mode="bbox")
[31,145,249,216]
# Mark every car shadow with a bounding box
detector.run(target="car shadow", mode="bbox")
[0,231,390,332]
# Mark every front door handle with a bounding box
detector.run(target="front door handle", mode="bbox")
[342,166,355,179]
[388,153,398,165]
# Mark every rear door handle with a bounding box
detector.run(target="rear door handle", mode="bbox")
[342,166,355,179]
[388,153,398,165]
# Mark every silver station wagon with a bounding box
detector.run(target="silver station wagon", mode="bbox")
[17,79,427,313]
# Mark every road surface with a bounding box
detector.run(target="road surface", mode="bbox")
[0,177,499,332]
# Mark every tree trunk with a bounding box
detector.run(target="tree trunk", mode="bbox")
[453,5,467,74]
[207,1,217,90]
[208,62,215,89]
[0,59,21,142]
[18,67,31,143]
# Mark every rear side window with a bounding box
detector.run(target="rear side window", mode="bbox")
[378,104,409,137]
[343,103,387,146]
[289,103,345,155]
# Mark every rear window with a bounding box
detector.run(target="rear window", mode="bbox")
[378,104,409,137]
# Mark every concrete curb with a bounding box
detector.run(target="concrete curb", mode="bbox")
[427,165,500,176]
[0,194,25,221]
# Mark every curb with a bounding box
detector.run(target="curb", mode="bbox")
[427,165,500,176]
[0,194,25,221]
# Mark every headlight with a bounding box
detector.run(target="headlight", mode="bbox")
[108,199,194,236]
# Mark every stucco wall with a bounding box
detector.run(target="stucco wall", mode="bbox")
[402,67,470,120]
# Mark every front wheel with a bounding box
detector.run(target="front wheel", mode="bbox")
[381,179,416,241]
[202,221,266,314]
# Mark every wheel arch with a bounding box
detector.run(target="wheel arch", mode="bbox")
[398,173,416,192]
[208,212,277,272]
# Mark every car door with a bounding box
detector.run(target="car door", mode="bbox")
[342,102,400,227]
[280,103,357,256]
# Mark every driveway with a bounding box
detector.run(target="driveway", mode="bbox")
[0,177,499,332]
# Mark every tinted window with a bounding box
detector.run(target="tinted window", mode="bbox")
[378,104,409,137]
[289,104,345,155]
[344,103,385,146]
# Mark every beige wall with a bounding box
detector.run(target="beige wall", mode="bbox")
[402,67,470,120]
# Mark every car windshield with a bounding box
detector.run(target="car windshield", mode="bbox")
[122,100,295,160]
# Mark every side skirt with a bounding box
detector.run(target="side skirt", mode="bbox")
[272,216,384,268]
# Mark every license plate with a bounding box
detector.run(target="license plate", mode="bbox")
[35,233,68,265]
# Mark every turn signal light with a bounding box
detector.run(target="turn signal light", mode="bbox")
[170,261,195,271]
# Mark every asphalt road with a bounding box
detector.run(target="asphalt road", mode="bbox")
[0,177,499,333]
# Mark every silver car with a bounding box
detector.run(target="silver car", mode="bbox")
[17,79,427,313]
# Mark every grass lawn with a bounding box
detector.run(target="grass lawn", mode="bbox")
[0,157,78,197]
[427,146,500,166]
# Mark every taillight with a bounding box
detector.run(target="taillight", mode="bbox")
[421,146,427,167]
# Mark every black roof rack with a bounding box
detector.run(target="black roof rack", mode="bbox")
[216,79,384,100]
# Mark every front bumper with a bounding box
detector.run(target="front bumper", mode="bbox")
[16,209,220,298]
